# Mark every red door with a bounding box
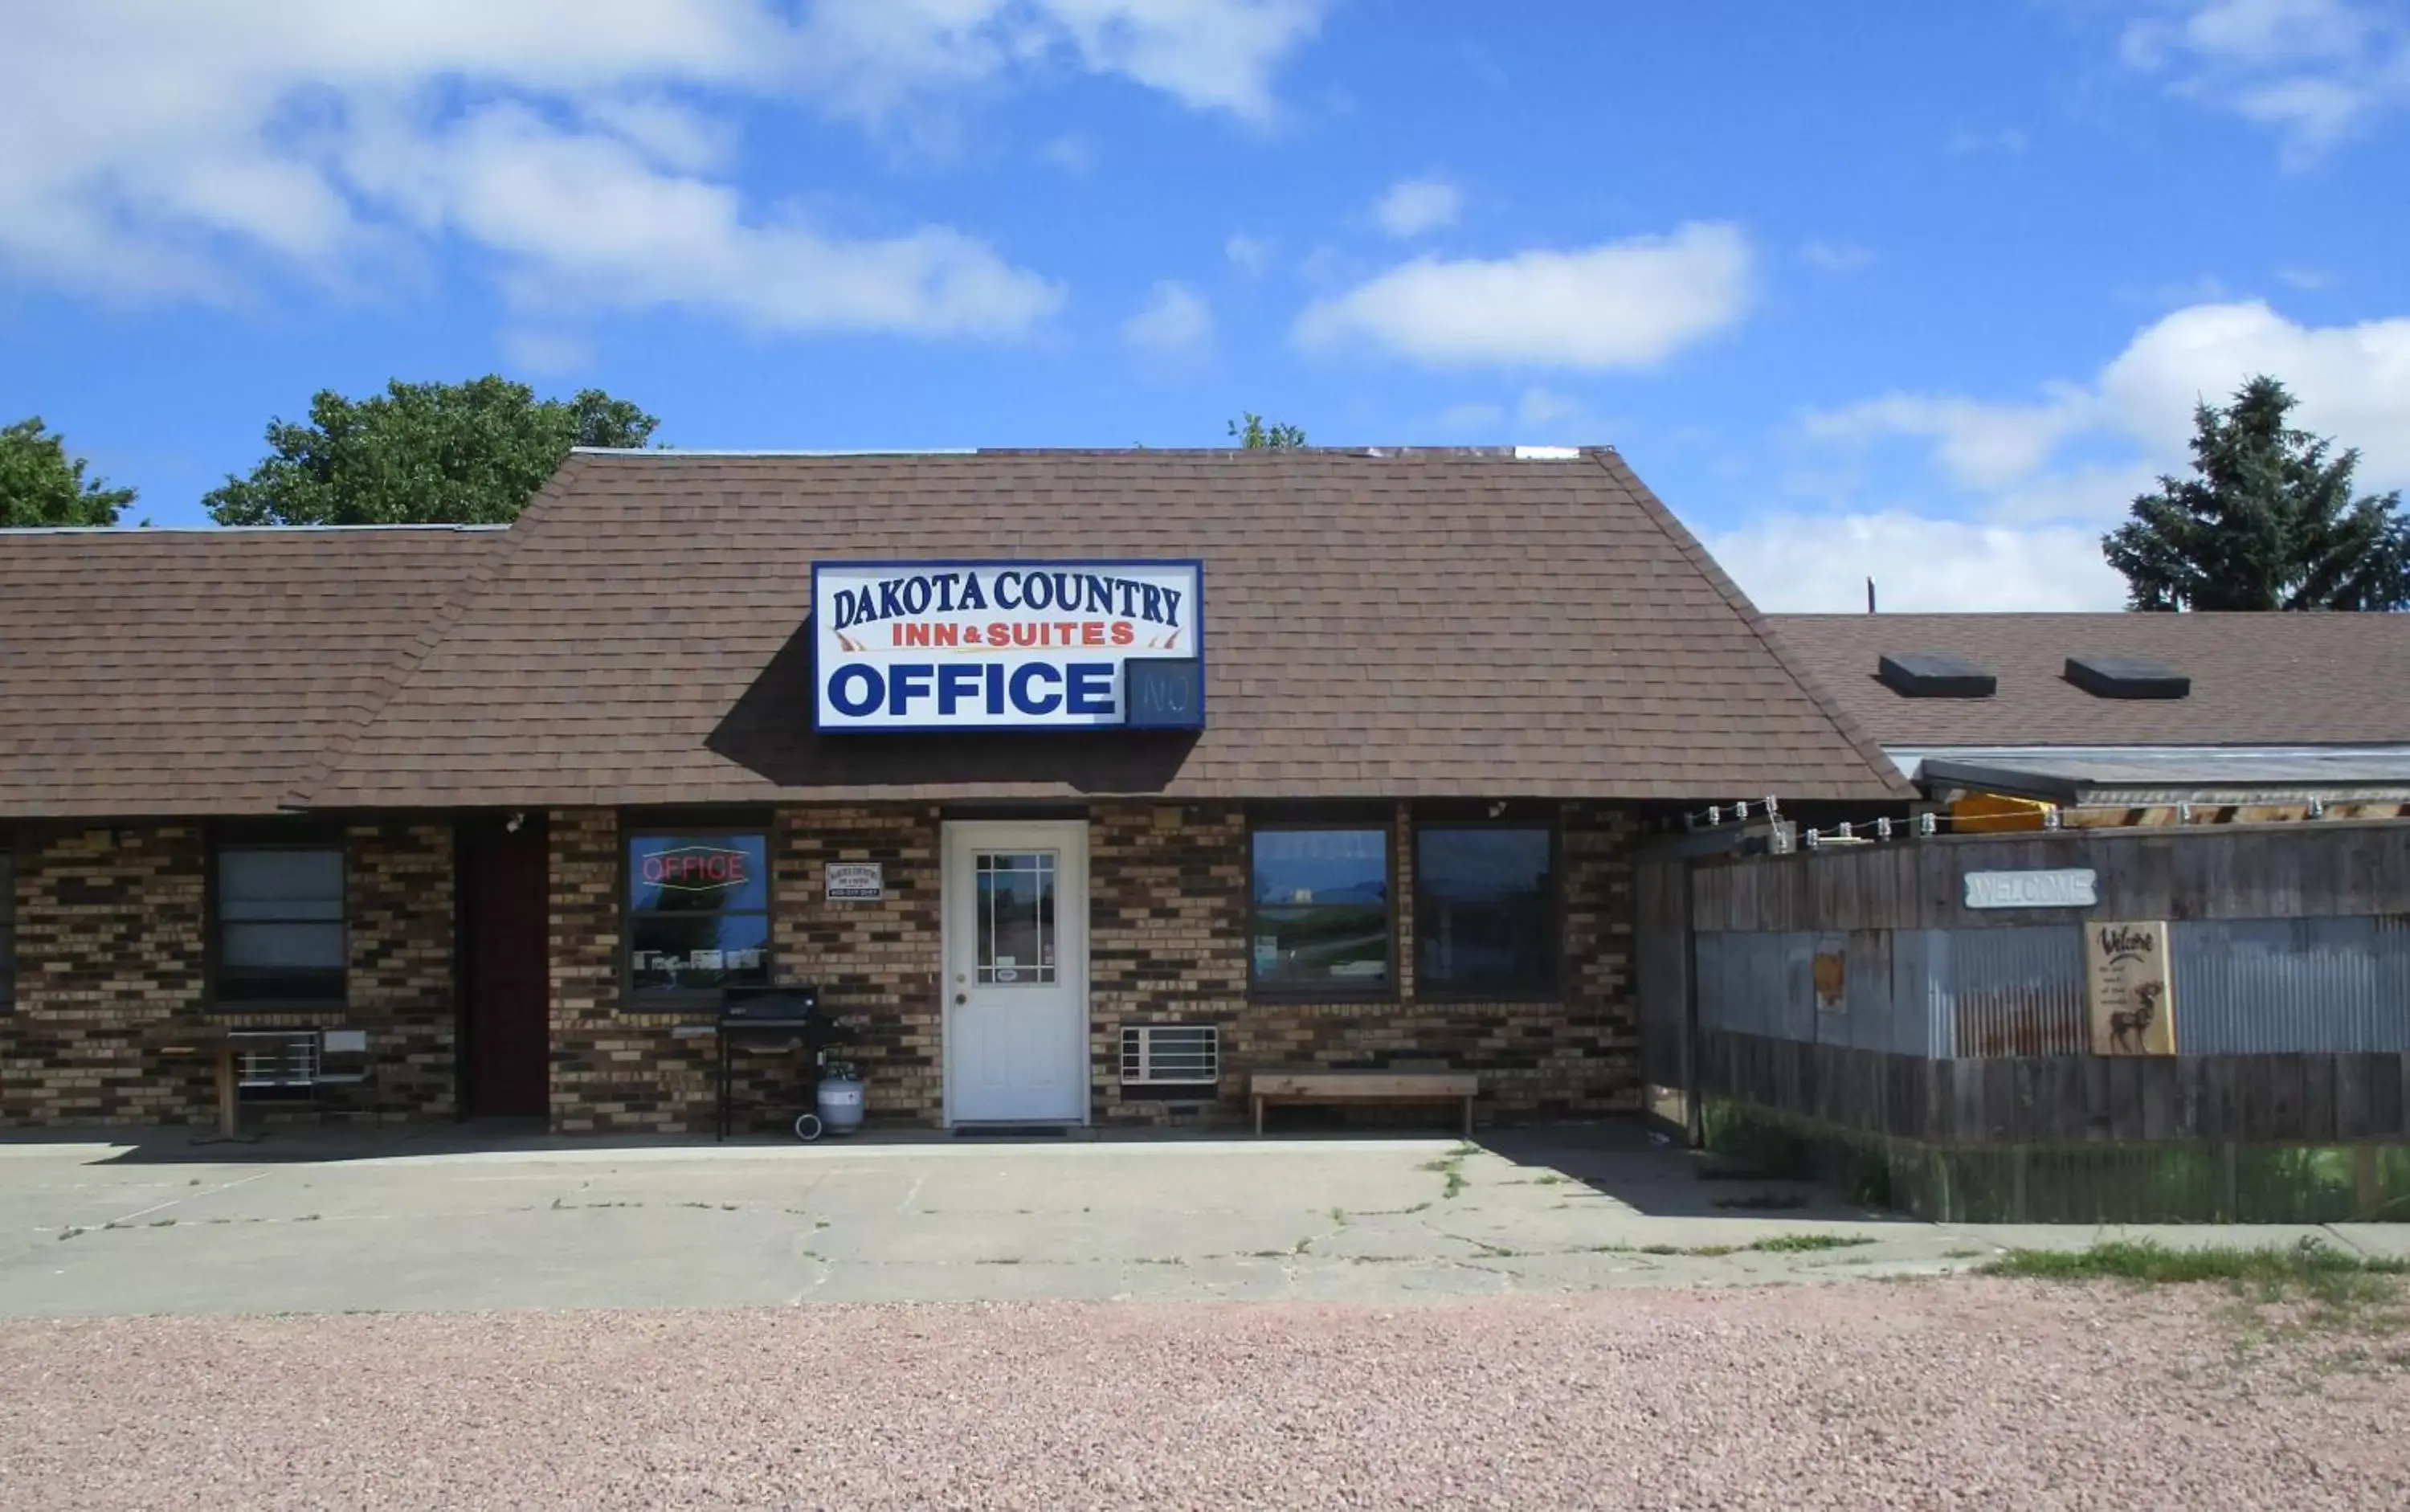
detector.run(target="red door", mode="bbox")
[463,816,550,1118]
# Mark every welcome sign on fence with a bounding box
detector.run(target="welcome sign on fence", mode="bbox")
[813,560,1204,732]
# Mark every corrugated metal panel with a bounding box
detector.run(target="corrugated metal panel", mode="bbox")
[2171,917,2410,1053]
[1696,931,1794,1040]
[1941,926,2087,1058]
[1894,929,1944,1057]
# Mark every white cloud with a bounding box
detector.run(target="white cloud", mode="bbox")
[1294,221,1753,370]
[1040,133,1098,174]
[1517,386,1584,431]
[1706,513,2129,612]
[500,329,596,376]
[1800,239,1874,273]
[2276,266,2334,290]
[1752,299,2410,611]
[1804,302,2410,497]
[1121,280,1213,354]
[0,0,1326,330]
[349,104,1061,337]
[794,0,1330,124]
[1804,389,2095,491]
[2121,0,2410,161]
[1225,233,1272,276]
[2094,300,2410,483]
[1371,177,1462,238]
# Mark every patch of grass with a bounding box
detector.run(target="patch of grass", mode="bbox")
[1749,1233,1874,1253]
[1943,1247,1985,1260]
[1330,1206,1350,1226]
[977,1257,1023,1266]
[1984,1237,2410,1351]
[1292,1236,1313,1257]
[1712,1192,1808,1212]
[1986,1244,2400,1292]
[1601,1235,1872,1259]
[1982,1236,2408,1288]
[1419,1150,1472,1200]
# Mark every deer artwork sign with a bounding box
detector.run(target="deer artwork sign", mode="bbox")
[2085,921,2178,1056]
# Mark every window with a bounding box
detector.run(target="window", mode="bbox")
[214,842,346,1003]
[0,848,14,1011]
[1249,826,1391,994]
[626,832,771,997]
[974,850,1057,985]
[1416,827,1558,997]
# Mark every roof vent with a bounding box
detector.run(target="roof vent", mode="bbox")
[2064,653,2189,700]
[1877,652,1996,698]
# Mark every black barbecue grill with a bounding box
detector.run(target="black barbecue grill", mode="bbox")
[717,984,846,1140]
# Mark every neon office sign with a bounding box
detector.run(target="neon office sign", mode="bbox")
[812,560,1204,732]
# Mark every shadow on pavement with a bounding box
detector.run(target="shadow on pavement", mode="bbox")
[1470,1120,1913,1222]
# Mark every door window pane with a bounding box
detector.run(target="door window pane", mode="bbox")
[626,833,771,996]
[1417,828,1557,994]
[976,851,1056,984]
[1250,828,1390,991]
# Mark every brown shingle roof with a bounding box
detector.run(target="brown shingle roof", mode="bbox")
[1769,611,2410,750]
[298,448,1908,807]
[0,527,502,817]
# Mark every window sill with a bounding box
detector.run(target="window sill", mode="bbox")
[205,1000,349,1016]
[1246,987,1399,1007]
[1415,987,1564,1006]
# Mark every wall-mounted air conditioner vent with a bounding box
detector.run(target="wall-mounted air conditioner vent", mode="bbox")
[1120,1024,1219,1085]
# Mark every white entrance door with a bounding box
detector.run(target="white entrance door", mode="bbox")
[942,820,1089,1125]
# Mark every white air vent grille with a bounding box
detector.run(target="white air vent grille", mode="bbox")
[231,1031,319,1089]
[1120,1024,1219,1085]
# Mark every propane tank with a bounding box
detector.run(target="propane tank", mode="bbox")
[815,1069,865,1135]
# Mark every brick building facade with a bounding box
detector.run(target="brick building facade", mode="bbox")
[0,448,1907,1135]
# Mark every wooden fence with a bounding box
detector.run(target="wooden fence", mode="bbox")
[1638,820,2410,1151]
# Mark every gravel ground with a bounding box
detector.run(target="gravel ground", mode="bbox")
[4,1280,2405,1510]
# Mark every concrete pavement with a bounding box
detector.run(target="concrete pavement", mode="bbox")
[2,1122,2401,1317]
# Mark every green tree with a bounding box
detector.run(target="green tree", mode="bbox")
[2103,375,2409,611]
[0,417,137,527]
[1227,412,1307,449]
[204,377,660,526]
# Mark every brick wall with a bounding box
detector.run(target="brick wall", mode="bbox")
[538,799,1640,1134]
[0,825,211,1124]
[545,805,945,1134]
[4,802,1641,1134]
[0,820,456,1127]
[1087,800,1639,1127]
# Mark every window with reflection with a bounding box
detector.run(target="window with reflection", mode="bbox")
[626,833,771,995]
[213,842,348,1003]
[1416,827,1557,996]
[1249,827,1391,993]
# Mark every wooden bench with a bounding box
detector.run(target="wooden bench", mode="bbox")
[1250,1070,1479,1137]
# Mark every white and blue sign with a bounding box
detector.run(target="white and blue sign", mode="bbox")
[813,560,1204,732]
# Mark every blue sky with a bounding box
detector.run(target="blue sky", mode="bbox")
[4,0,2408,609]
